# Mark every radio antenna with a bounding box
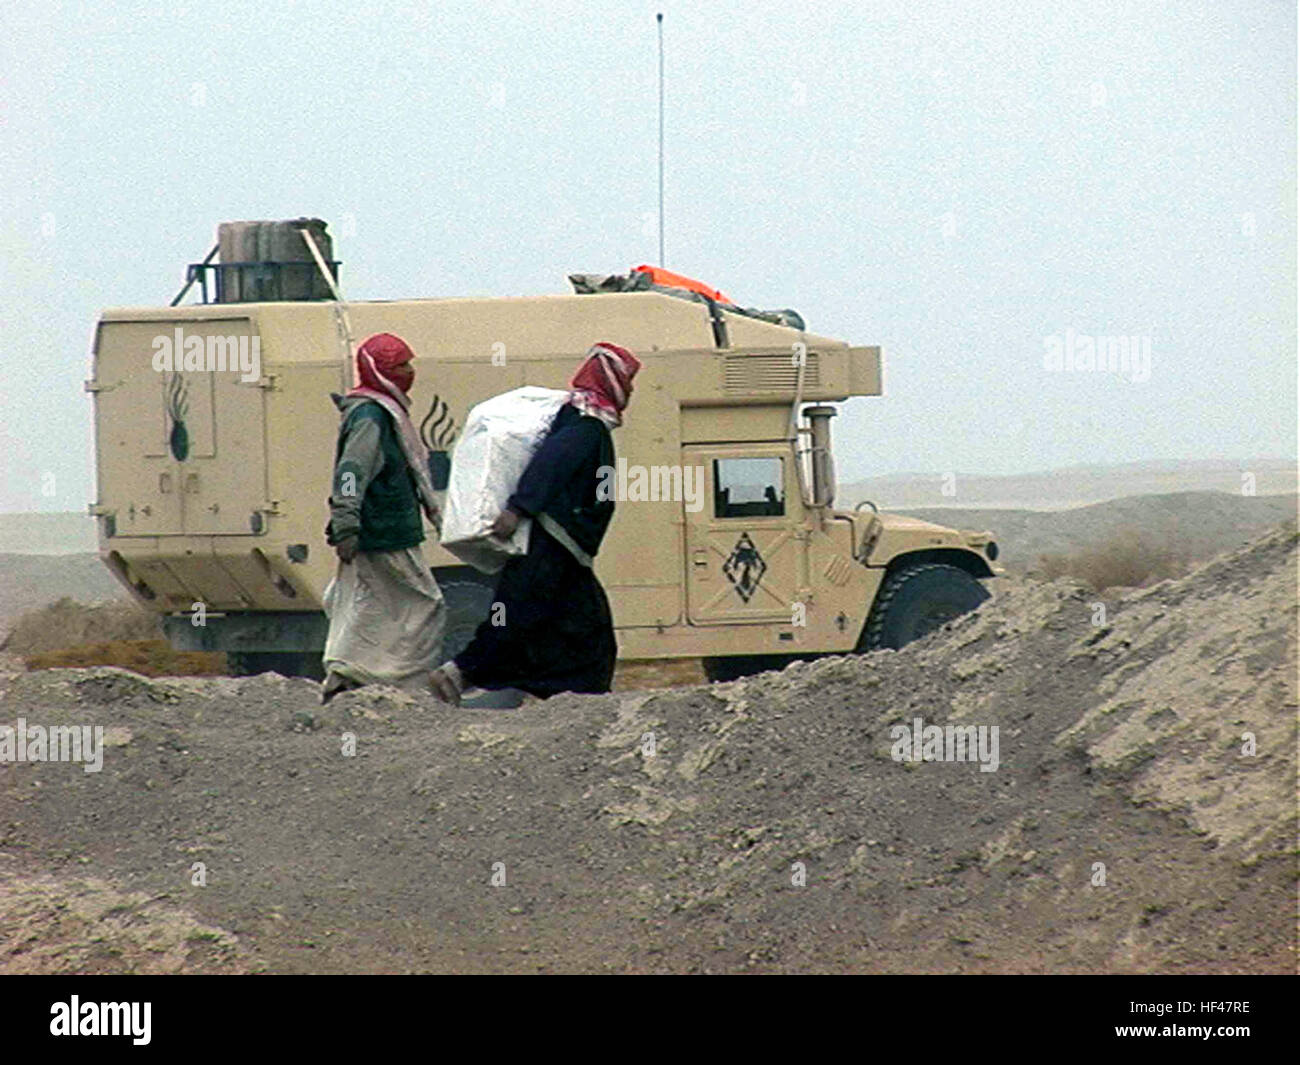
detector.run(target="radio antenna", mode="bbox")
[657,12,665,266]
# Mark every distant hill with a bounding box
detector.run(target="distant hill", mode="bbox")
[0,512,97,554]
[898,491,1298,570]
[0,554,126,631]
[0,483,1295,626]
[4,459,1295,553]
[841,457,1298,511]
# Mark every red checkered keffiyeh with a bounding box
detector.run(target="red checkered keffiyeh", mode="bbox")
[567,342,642,428]
[345,333,441,529]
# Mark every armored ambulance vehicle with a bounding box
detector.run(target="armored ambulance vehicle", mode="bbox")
[88,220,1000,681]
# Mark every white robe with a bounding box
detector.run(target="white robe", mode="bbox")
[322,547,445,688]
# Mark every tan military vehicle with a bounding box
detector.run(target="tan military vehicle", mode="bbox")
[88,221,1000,682]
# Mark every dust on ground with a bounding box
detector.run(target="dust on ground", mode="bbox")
[0,525,1295,973]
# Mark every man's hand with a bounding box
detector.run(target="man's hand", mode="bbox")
[490,509,520,539]
[335,535,360,563]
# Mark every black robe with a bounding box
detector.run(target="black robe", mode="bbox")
[453,404,617,697]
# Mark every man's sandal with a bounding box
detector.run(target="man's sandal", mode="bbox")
[320,671,361,705]
[429,662,464,707]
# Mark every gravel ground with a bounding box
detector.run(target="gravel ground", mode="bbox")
[0,525,1294,974]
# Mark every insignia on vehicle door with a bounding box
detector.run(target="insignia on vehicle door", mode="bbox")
[166,372,190,462]
[722,532,766,602]
[420,393,458,490]
[419,393,458,450]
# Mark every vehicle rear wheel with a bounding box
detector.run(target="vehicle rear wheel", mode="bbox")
[860,563,990,651]
[227,651,325,681]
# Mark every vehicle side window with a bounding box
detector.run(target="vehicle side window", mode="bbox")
[713,457,784,518]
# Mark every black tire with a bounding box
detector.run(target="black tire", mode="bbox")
[860,563,990,651]
[703,654,786,683]
[702,652,830,683]
[439,577,498,662]
[227,651,326,681]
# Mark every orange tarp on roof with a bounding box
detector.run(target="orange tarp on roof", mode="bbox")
[631,265,734,306]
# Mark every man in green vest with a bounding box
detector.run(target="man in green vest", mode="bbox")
[321,333,445,702]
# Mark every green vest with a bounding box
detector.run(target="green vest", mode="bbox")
[340,402,425,553]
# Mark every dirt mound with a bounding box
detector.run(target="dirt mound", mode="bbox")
[2,597,223,679]
[1,596,157,654]
[0,525,1294,973]
[0,871,257,974]
[21,640,226,678]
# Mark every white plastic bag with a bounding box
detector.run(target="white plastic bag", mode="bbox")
[440,386,569,573]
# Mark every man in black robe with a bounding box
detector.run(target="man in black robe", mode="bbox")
[430,342,641,704]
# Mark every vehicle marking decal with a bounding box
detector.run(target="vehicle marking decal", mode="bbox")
[166,372,190,462]
[722,532,767,602]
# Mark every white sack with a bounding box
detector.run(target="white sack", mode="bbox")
[440,386,569,573]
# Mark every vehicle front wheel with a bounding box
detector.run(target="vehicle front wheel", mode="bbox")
[702,652,833,682]
[702,653,793,683]
[859,563,990,651]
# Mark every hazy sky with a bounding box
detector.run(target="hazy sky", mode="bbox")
[1,0,1295,513]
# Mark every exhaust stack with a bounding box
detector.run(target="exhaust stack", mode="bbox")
[805,405,837,507]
